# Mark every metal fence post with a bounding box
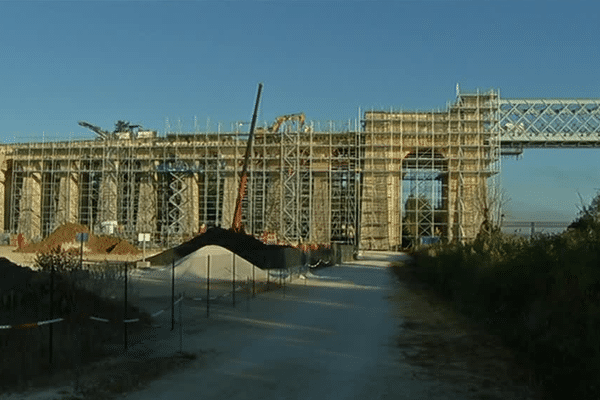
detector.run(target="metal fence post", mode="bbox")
[171,258,175,331]
[232,254,236,307]
[124,262,128,351]
[179,292,183,353]
[49,262,54,366]
[207,255,210,318]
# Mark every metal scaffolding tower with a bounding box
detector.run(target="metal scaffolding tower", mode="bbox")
[2,87,599,250]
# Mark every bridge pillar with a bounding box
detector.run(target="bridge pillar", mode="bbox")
[221,174,237,228]
[311,174,331,244]
[99,170,118,230]
[461,175,488,240]
[20,172,42,241]
[56,168,79,227]
[360,172,391,250]
[136,174,156,235]
[446,172,459,242]
[188,174,200,234]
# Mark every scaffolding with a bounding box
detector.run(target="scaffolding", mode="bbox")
[0,94,500,250]
[7,87,598,250]
[361,88,500,248]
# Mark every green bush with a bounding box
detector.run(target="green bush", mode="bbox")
[34,246,80,274]
[411,196,600,399]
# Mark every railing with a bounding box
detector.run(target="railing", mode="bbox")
[502,221,572,236]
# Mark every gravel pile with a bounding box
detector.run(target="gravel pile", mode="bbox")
[173,245,269,282]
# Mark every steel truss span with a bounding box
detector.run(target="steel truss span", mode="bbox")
[498,98,600,149]
[1,87,599,250]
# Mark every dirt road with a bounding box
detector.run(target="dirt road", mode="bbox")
[1,251,536,399]
[118,254,486,400]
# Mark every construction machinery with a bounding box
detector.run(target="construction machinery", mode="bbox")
[231,83,264,233]
[78,120,143,140]
[268,112,305,133]
[78,121,111,139]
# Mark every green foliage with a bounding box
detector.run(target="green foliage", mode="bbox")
[34,246,80,274]
[412,193,600,399]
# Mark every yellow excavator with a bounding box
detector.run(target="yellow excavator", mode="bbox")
[267,112,305,133]
[232,90,307,233]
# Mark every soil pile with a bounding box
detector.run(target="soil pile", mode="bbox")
[108,240,140,255]
[18,223,88,253]
[88,235,121,254]
[17,223,140,256]
[147,227,303,270]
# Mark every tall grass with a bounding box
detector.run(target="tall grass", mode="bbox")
[412,203,600,399]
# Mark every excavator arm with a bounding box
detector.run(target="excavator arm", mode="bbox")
[268,112,305,133]
[78,121,111,139]
[79,120,142,140]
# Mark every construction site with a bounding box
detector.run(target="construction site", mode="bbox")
[0,88,502,251]
[4,84,600,399]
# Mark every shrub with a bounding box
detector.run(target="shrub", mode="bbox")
[411,192,600,398]
[34,246,80,274]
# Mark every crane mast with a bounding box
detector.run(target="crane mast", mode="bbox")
[231,83,263,233]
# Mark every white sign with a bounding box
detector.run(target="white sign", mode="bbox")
[138,233,151,242]
[101,221,118,235]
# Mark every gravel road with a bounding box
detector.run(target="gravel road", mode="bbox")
[1,251,534,399]
[119,253,471,400]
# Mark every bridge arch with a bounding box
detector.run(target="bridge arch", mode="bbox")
[401,149,448,246]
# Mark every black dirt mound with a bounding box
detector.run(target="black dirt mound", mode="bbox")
[0,257,34,292]
[147,227,304,270]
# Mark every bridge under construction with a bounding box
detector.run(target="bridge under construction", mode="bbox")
[2,87,600,250]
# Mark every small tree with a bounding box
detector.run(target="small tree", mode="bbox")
[479,184,510,231]
[35,246,81,310]
[35,246,79,274]
[570,191,600,233]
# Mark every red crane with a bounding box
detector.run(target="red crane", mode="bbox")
[231,83,263,233]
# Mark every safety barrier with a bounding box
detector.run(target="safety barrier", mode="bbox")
[150,295,183,318]
[0,295,184,330]
[0,317,64,330]
[0,258,295,391]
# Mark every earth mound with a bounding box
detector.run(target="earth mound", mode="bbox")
[17,223,140,256]
[147,227,303,270]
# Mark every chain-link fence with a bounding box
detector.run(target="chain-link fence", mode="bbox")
[1,252,301,393]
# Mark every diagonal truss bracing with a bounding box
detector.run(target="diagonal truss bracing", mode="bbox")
[498,99,600,149]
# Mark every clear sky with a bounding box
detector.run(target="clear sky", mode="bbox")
[2,0,600,224]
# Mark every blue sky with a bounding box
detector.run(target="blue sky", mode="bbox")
[2,0,600,224]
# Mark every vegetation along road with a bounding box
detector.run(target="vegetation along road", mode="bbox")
[116,251,537,400]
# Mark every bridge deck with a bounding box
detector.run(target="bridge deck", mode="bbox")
[498,98,600,148]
